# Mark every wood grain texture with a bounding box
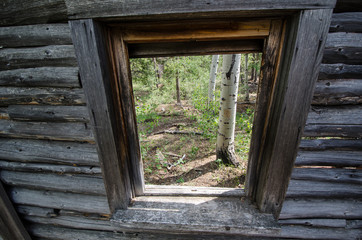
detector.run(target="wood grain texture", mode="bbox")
[306,106,362,124]
[319,64,362,79]
[299,139,362,151]
[323,47,362,64]
[0,45,77,70]
[279,218,347,228]
[0,182,31,240]
[0,24,72,48]
[0,139,99,166]
[329,12,362,33]
[0,67,80,88]
[303,124,362,138]
[291,168,362,184]
[295,150,362,167]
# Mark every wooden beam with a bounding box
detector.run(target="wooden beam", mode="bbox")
[0,181,31,240]
[295,150,362,167]
[69,19,133,211]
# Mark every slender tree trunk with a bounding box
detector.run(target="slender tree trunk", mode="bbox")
[216,54,241,166]
[244,54,250,102]
[153,58,160,86]
[176,69,181,106]
[250,53,255,82]
[208,55,219,107]
[255,53,260,83]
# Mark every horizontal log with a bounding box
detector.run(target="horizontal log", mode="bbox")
[0,67,80,88]
[329,12,362,33]
[291,168,362,184]
[325,32,362,48]
[303,124,362,138]
[0,87,86,106]
[323,47,362,64]
[0,139,99,166]
[145,185,245,197]
[5,105,90,122]
[0,171,106,195]
[318,64,362,80]
[296,150,362,167]
[0,45,77,70]
[279,218,347,228]
[299,139,362,151]
[0,161,101,175]
[279,198,362,219]
[307,106,362,125]
[312,79,362,105]
[0,120,94,142]
[0,24,72,48]
[10,187,110,214]
[0,0,67,27]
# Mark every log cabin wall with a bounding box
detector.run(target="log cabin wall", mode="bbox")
[0,0,361,239]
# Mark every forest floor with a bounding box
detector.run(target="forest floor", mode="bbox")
[137,100,254,188]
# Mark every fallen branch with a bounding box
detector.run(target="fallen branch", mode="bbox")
[153,130,202,135]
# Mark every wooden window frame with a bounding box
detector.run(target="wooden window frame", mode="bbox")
[70,7,333,218]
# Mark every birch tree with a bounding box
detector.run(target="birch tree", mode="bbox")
[208,55,219,106]
[216,54,241,166]
[244,54,250,102]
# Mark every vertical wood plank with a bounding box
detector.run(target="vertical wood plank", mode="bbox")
[69,19,132,211]
[0,181,31,240]
[254,9,333,217]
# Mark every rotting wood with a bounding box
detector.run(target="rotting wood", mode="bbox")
[5,105,90,122]
[0,24,72,48]
[303,124,362,138]
[10,187,110,214]
[291,168,362,184]
[306,106,362,125]
[279,198,362,219]
[0,170,106,196]
[318,64,362,79]
[0,67,80,88]
[329,12,362,33]
[0,87,86,106]
[0,161,101,175]
[278,218,347,228]
[0,120,94,142]
[0,0,67,26]
[299,139,362,151]
[0,139,99,166]
[0,45,77,70]
[0,181,31,240]
[295,150,362,167]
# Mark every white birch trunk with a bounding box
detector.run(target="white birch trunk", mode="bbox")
[216,54,241,166]
[244,54,250,102]
[208,55,219,106]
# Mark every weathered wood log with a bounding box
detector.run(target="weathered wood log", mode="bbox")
[0,0,67,27]
[312,79,362,105]
[329,12,362,33]
[303,124,362,138]
[323,47,362,64]
[278,218,347,228]
[0,161,101,175]
[0,87,86,106]
[0,67,79,88]
[10,187,110,214]
[5,105,90,122]
[0,139,99,166]
[279,198,362,219]
[306,106,362,125]
[318,64,362,79]
[299,139,362,151]
[291,168,362,184]
[325,32,362,48]
[0,171,106,196]
[0,120,94,142]
[0,45,77,70]
[0,24,72,48]
[295,150,362,167]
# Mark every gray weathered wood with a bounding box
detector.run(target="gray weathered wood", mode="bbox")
[286,179,362,198]
[299,139,362,151]
[295,150,362,167]
[0,170,106,196]
[0,161,101,175]
[312,79,362,105]
[303,124,362,138]
[330,12,362,33]
[65,0,336,20]
[325,32,362,48]
[278,218,347,228]
[10,187,110,214]
[318,64,362,79]
[5,105,90,122]
[0,0,67,27]
[254,9,333,217]
[0,120,94,142]
[0,67,80,88]
[291,168,362,184]
[0,24,71,48]
[306,106,362,124]
[279,198,362,219]
[70,19,133,212]
[323,47,362,64]
[0,182,31,240]
[0,139,99,166]
[0,45,77,70]
[0,87,86,106]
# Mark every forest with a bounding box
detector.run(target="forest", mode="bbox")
[131,54,262,188]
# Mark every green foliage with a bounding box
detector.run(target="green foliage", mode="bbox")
[235,108,255,162]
